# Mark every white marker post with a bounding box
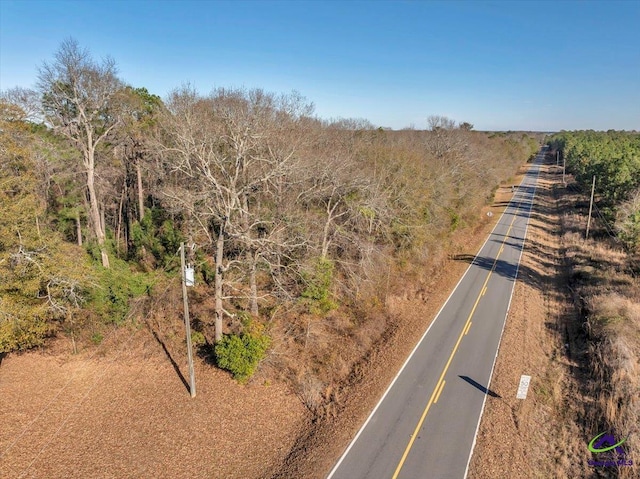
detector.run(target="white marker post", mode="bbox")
[516,375,531,399]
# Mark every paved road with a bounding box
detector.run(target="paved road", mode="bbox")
[327,148,545,479]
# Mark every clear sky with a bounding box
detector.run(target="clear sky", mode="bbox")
[0,0,638,131]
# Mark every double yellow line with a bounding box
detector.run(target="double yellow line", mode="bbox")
[391,199,524,479]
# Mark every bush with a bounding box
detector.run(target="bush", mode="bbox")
[214,325,270,383]
[89,255,155,324]
[190,330,206,346]
[131,208,183,269]
[0,308,50,352]
[616,189,640,252]
[301,257,337,314]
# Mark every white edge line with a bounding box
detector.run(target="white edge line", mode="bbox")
[462,152,544,479]
[326,154,543,479]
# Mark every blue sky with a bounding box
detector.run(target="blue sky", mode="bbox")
[1,0,638,131]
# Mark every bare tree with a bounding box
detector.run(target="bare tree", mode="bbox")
[426,115,467,159]
[37,38,123,268]
[157,86,312,340]
[0,87,41,122]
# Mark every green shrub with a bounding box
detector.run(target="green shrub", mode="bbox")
[190,330,206,346]
[449,210,461,232]
[214,325,270,383]
[89,255,155,324]
[301,257,337,314]
[131,208,183,269]
[0,309,50,352]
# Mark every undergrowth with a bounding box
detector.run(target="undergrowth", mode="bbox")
[214,318,271,383]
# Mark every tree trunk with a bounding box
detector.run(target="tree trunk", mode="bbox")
[136,158,145,221]
[321,217,332,259]
[124,150,135,257]
[249,250,258,316]
[116,187,125,256]
[86,160,109,268]
[321,197,339,260]
[241,191,259,316]
[214,224,225,342]
[76,209,82,246]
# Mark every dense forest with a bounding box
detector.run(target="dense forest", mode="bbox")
[549,130,640,250]
[0,40,539,388]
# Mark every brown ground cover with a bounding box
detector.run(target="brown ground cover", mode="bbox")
[0,327,307,479]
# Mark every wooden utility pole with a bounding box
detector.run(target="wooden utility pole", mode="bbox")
[180,242,196,398]
[586,176,596,240]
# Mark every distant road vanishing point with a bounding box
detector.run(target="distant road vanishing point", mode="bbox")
[327,148,545,479]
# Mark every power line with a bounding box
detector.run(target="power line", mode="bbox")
[563,178,638,267]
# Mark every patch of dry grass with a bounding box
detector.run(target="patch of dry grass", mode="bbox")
[560,189,640,478]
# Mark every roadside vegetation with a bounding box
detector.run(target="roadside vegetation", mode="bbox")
[1,39,539,405]
[549,131,640,478]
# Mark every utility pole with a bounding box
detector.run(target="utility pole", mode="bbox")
[562,152,566,186]
[180,242,196,398]
[586,176,596,240]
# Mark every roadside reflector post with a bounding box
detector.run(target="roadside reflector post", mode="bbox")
[516,375,531,399]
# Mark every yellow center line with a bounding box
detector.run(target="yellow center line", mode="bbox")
[464,322,472,336]
[433,380,446,404]
[391,198,524,479]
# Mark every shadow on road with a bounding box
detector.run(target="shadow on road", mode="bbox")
[459,375,501,398]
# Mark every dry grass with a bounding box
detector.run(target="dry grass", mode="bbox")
[559,179,640,479]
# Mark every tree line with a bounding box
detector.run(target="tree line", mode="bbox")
[549,130,640,250]
[1,40,538,374]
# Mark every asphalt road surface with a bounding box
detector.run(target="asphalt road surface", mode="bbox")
[327,148,545,479]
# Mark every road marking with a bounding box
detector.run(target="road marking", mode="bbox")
[433,380,446,404]
[464,322,472,336]
[327,206,519,479]
[481,286,487,296]
[391,187,526,479]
